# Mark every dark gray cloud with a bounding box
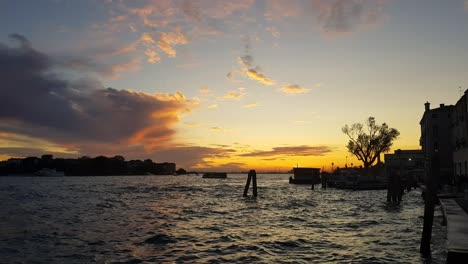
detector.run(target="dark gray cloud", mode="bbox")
[0,147,78,159]
[0,34,192,146]
[149,146,237,168]
[240,145,333,157]
[312,0,387,35]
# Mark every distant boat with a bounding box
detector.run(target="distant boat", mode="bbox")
[34,168,65,177]
[202,172,227,178]
[289,168,321,184]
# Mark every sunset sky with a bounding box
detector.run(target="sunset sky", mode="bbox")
[1,0,468,171]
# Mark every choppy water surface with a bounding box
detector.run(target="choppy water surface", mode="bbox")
[1,174,447,263]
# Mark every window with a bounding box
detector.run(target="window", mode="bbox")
[433,125,438,138]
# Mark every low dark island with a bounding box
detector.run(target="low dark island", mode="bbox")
[0,154,176,176]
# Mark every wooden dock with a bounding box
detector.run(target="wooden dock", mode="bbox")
[439,198,468,262]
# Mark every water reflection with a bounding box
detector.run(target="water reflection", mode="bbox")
[0,174,446,263]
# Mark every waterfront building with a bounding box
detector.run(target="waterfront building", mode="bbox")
[384,149,425,182]
[156,162,176,175]
[452,89,468,189]
[420,102,454,186]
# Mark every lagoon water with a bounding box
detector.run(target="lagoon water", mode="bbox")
[1,174,447,263]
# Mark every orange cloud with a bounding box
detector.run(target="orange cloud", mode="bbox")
[243,102,257,108]
[145,49,159,63]
[158,27,188,57]
[280,84,310,94]
[222,88,246,100]
[140,32,155,44]
[140,28,188,62]
[208,104,218,109]
[246,69,275,85]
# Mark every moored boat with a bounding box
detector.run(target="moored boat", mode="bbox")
[289,167,321,184]
[34,168,65,177]
[202,172,227,178]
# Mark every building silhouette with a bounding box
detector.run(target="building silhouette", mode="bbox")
[452,90,468,189]
[420,102,454,186]
[384,149,425,183]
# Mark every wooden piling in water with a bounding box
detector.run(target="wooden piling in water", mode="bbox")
[252,171,257,197]
[243,170,257,197]
[420,153,439,257]
[243,173,252,197]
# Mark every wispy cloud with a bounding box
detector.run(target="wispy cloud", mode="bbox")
[210,126,225,132]
[108,42,138,57]
[110,15,128,23]
[110,58,142,78]
[264,0,303,20]
[240,145,333,157]
[145,49,160,63]
[199,87,212,94]
[264,0,388,37]
[246,69,275,85]
[222,88,246,100]
[158,27,188,57]
[266,26,280,38]
[148,145,237,169]
[311,0,388,37]
[243,102,258,108]
[105,0,255,64]
[140,32,155,44]
[139,27,188,63]
[236,37,276,85]
[280,84,310,94]
[208,104,218,109]
[183,122,207,127]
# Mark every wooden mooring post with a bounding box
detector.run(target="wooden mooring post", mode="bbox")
[420,153,439,257]
[243,170,257,197]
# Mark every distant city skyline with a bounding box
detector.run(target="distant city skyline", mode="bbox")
[1,0,468,170]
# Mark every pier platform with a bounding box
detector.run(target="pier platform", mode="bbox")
[439,198,468,262]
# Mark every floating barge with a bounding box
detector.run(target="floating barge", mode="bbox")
[202,172,227,178]
[289,168,321,184]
